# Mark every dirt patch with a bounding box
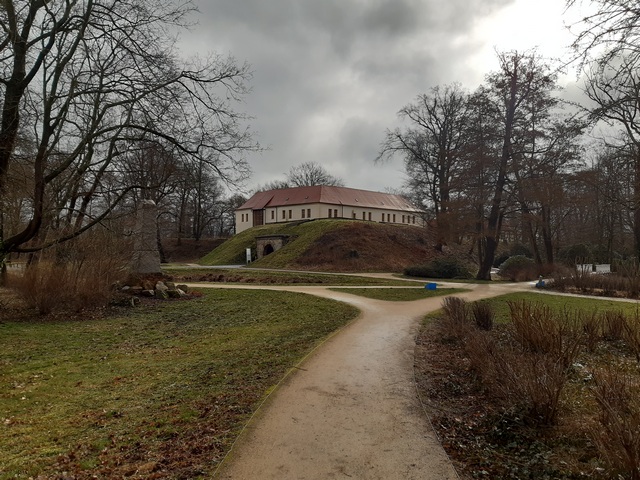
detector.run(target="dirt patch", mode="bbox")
[292,222,469,272]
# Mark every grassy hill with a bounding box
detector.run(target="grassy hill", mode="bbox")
[199,219,451,272]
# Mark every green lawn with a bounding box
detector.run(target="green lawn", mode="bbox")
[0,289,358,479]
[472,292,640,323]
[329,287,469,301]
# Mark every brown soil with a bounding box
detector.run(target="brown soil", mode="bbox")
[292,222,468,272]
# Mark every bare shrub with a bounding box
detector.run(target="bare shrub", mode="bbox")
[472,301,493,331]
[9,228,129,314]
[508,301,581,366]
[602,310,627,342]
[459,300,583,426]
[438,296,471,341]
[509,300,559,354]
[623,311,640,363]
[581,311,602,353]
[507,352,568,425]
[616,260,640,298]
[464,328,569,426]
[464,328,501,384]
[591,368,640,480]
[572,265,593,292]
[552,260,640,298]
[442,296,469,323]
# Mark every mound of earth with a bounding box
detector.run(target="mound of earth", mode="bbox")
[162,238,225,263]
[290,222,461,272]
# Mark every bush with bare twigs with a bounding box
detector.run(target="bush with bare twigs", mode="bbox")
[591,368,640,480]
[438,296,472,341]
[551,260,640,298]
[9,229,129,314]
[508,300,582,370]
[581,311,601,353]
[622,312,640,363]
[472,301,494,331]
[464,329,574,426]
[460,300,582,426]
[602,310,627,342]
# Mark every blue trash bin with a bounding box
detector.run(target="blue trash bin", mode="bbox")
[425,282,437,290]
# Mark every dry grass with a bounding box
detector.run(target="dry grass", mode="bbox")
[8,228,129,314]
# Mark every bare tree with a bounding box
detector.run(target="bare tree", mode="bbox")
[0,1,257,264]
[377,84,470,245]
[568,0,640,69]
[286,161,344,187]
[476,51,557,280]
[583,56,640,256]
[255,162,344,191]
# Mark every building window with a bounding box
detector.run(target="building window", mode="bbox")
[288,210,292,219]
[412,216,416,224]
[302,209,306,219]
[381,213,385,222]
[307,208,311,218]
[271,210,275,220]
[352,211,356,219]
[282,210,286,219]
[334,209,338,218]
[328,209,332,218]
[362,212,366,220]
[393,214,396,223]
[402,215,405,223]
[368,212,372,221]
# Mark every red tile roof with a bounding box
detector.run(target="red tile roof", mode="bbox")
[238,185,420,212]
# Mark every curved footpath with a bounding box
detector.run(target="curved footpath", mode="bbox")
[187,281,533,479]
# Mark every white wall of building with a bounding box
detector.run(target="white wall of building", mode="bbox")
[236,203,424,234]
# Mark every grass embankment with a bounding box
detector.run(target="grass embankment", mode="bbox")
[418,291,640,479]
[199,220,348,267]
[0,289,358,479]
[198,219,443,272]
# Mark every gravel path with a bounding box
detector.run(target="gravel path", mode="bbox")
[187,282,524,479]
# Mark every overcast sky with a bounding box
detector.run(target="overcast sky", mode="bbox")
[182,0,581,196]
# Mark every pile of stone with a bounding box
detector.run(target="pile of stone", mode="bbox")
[120,280,190,300]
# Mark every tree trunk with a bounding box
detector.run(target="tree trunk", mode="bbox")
[476,55,521,280]
[541,206,554,264]
[635,150,640,260]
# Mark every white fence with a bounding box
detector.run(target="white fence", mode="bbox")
[576,264,611,274]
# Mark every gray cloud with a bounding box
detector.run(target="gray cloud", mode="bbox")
[185,0,517,194]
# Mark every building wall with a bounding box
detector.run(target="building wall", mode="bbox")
[235,203,424,234]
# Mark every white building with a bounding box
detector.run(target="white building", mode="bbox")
[235,185,424,234]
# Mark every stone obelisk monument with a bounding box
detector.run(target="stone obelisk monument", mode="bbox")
[131,200,161,274]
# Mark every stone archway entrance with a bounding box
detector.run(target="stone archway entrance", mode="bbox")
[256,235,291,260]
